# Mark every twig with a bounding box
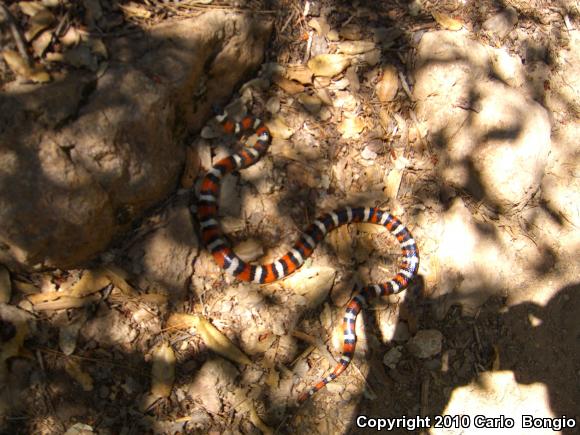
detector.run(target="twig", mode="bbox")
[0,2,33,67]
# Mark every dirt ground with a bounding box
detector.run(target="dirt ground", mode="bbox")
[0,0,579,434]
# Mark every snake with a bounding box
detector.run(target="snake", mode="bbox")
[196,109,420,403]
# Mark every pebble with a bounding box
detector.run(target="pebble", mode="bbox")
[483,6,518,39]
[383,347,402,369]
[407,329,444,358]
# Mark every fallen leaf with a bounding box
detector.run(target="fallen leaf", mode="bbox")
[376,65,399,102]
[432,12,463,31]
[307,17,330,36]
[166,313,251,365]
[336,41,376,55]
[69,268,111,298]
[266,116,295,139]
[285,65,313,85]
[2,50,32,78]
[151,342,175,399]
[25,9,55,41]
[104,266,136,297]
[18,1,47,16]
[12,279,38,295]
[338,116,365,139]
[120,2,152,19]
[307,54,350,77]
[32,294,101,311]
[273,76,304,95]
[65,359,93,391]
[0,265,11,303]
[196,316,252,365]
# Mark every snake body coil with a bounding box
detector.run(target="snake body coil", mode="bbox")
[196,110,419,403]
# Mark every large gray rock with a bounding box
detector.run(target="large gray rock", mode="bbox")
[414,31,551,213]
[0,12,271,271]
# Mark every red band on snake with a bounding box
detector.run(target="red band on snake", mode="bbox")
[196,110,420,404]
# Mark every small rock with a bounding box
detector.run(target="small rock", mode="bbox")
[357,49,381,66]
[407,329,444,359]
[376,65,399,102]
[298,94,322,114]
[383,347,402,369]
[483,6,518,39]
[361,146,377,160]
[233,239,264,262]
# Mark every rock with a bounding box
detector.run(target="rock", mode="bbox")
[407,329,443,358]
[376,65,399,102]
[0,11,272,271]
[482,6,518,39]
[383,347,402,369]
[81,306,137,348]
[185,358,238,414]
[130,204,198,301]
[414,31,551,213]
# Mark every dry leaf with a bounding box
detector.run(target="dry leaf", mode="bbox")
[307,17,330,36]
[12,279,38,295]
[273,76,304,95]
[32,294,100,311]
[266,116,295,139]
[18,1,47,16]
[432,12,463,31]
[65,359,93,391]
[336,41,376,55]
[104,266,136,296]
[2,50,32,78]
[285,65,313,85]
[307,54,350,77]
[196,316,252,365]
[25,9,55,41]
[338,116,365,139]
[120,2,152,19]
[376,65,399,102]
[69,268,111,298]
[29,68,51,83]
[166,313,198,330]
[0,265,11,303]
[249,405,273,435]
[151,342,175,399]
